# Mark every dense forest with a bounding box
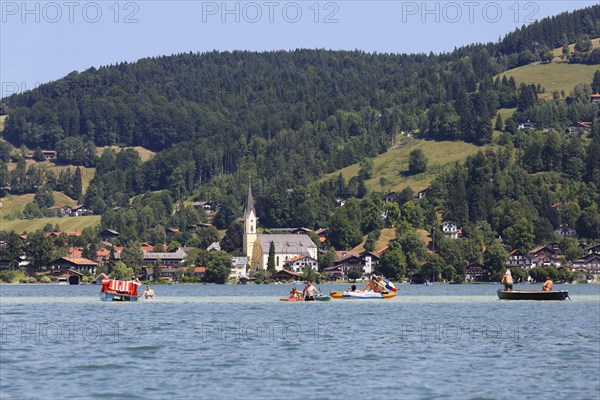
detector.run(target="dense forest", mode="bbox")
[0,6,599,283]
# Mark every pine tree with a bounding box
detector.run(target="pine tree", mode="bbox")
[495,113,503,131]
[267,241,276,276]
[72,167,83,200]
[592,70,600,94]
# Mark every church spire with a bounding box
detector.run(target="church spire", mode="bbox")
[244,183,255,217]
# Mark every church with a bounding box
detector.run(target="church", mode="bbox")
[243,185,318,272]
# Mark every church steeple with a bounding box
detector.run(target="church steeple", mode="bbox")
[244,183,255,217]
[243,183,258,262]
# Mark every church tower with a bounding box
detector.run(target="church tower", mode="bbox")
[243,184,258,264]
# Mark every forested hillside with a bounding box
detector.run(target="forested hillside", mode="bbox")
[0,6,599,283]
[1,6,599,201]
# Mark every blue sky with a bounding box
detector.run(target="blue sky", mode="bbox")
[0,1,595,97]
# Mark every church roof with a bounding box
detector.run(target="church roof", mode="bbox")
[244,184,255,217]
[257,234,316,256]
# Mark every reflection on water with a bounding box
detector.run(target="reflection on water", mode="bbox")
[1,284,599,399]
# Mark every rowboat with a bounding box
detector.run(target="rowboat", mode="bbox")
[329,291,396,299]
[496,289,569,301]
[100,279,140,302]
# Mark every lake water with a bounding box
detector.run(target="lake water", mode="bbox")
[1,283,599,400]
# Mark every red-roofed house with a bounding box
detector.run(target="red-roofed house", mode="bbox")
[283,255,318,274]
[274,269,302,282]
[47,257,98,281]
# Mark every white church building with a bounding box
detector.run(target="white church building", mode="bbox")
[243,185,318,271]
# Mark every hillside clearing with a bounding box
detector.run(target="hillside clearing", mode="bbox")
[352,227,396,253]
[0,215,101,234]
[6,161,95,193]
[500,63,599,99]
[0,192,78,218]
[97,146,155,162]
[551,37,600,58]
[0,115,6,132]
[322,139,485,193]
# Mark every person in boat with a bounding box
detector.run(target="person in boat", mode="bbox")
[542,276,553,292]
[501,269,513,292]
[347,284,357,292]
[303,280,320,301]
[289,287,302,298]
[131,276,141,285]
[141,284,155,299]
[362,276,383,293]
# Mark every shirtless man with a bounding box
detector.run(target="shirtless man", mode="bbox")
[302,280,319,301]
[542,276,553,291]
[362,276,383,293]
[501,269,513,292]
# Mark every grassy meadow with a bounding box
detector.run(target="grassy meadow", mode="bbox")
[322,139,485,193]
[0,215,101,234]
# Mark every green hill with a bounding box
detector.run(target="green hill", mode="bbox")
[0,215,101,234]
[321,139,486,193]
[500,62,599,99]
[0,192,77,217]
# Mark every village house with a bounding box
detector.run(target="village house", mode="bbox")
[206,242,221,252]
[583,243,600,255]
[441,221,459,239]
[283,255,318,274]
[192,201,213,213]
[70,205,87,216]
[47,256,98,283]
[194,266,206,279]
[465,262,491,282]
[527,245,562,268]
[99,228,120,240]
[114,247,188,267]
[415,188,430,200]
[591,94,600,104]
[554,225,577,238]
[41,150,57,161]
[506,249,531,268]
[274,269,302,282]
[230,256,248,280]
[517,121,535,130]
[325,250,382,279]
[48,205,72,217]
[572,253,600,280]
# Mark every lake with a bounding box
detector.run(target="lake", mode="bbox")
[1,283,599,399]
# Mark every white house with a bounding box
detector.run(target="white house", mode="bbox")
[283,255,318,274]
[230,256,248,280]
[441,221,458,239]
[554,226,577,238]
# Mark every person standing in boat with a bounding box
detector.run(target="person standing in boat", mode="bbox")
[501,269,513,292]
[303,280,319,301]
[542,276,553,291]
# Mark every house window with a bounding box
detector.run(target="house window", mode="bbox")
[276,256,279,266]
